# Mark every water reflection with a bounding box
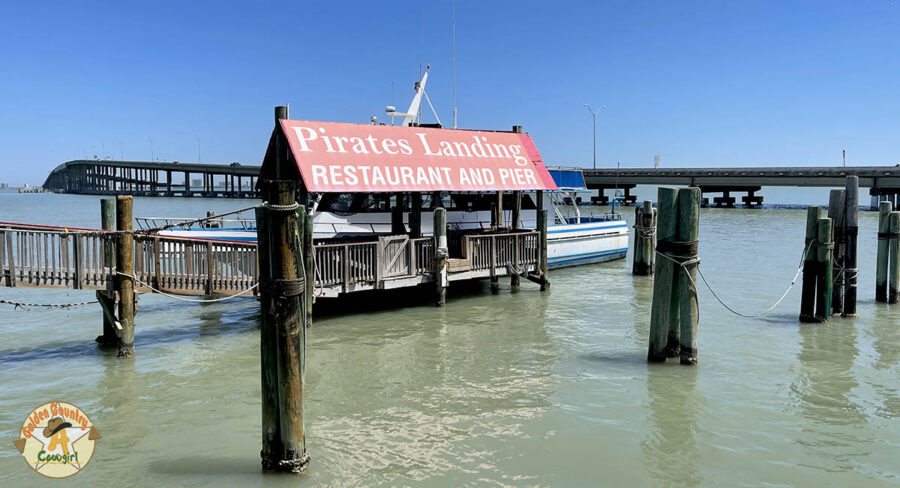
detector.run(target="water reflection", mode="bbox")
[870,305,900,419]
[642,365,702,488]
[305,290,557,485]
[792,322,866,471]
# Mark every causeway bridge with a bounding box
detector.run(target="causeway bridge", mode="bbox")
[582,165,900,207]
[42,160,262,198]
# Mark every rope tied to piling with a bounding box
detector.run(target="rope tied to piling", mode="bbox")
[115,271,259,303]
[265,202,300,212]
[259,278,305,298]
[657,239,816,319]
[0,298,99,310]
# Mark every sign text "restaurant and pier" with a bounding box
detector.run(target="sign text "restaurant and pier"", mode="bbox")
[280,120,557,192]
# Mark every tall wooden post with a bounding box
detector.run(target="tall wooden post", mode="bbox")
[497,191,504,227]
[632,200,656,275]
[538,209,549,291]
[434,207,448,306]
[648,188,679,362]
[410,193,422,239]
[799,206,823,322]
[843,176,859,317]
[115,195,135,358]
[827,189,845,315]
[814,217,834,322]
[257,180,308,473]
[889,212,900,304]
[96,199,118,346]
[675,188,700,365]
[876,201,892,302]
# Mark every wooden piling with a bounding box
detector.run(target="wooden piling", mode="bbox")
[799,206,823,322]
[675,188,700,365]
[827,190,846,315]
[632,200,656,275]
[392,192,405,235]
[889,212,900,304]
[304,206,314,329]
[410,192,422,239]
[538,209,549,291]
[257,180,309,473]
[843,176,859,317]
[434,207,448,306]
[96,199,118,346]
[648,188,679,362]
[510,191,522,290]
[876,201,892,302]
[115,195,135,358]
[512,191,521,230]
[814,217,834,322]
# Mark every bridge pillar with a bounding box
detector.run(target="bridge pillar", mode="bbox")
[184,171,192,196]
[742,189,764,208]
[713,191,736,208]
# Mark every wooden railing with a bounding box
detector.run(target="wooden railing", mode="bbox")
[1,222,539,297]
[463,231,539,272]
[313,241,378,288]
[0,226,113,289]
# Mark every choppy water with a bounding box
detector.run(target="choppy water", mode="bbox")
[1,191,898,487]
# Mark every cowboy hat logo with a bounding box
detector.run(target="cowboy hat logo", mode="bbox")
[13,402,100,478]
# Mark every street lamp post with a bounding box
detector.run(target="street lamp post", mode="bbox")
[582,104,606,170]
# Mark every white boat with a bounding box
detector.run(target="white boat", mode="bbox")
[143,169,628,269]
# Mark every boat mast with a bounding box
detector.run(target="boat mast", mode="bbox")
[451,0,457,129]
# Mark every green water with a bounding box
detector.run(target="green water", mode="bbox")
[0,192,898,487]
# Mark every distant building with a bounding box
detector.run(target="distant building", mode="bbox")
[0,183,8,189]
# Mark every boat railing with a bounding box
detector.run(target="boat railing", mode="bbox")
[136,217,257,231]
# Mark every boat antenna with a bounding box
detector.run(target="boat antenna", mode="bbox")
[451,0,457,128]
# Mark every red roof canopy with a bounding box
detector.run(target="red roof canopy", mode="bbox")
[279,120,557,193]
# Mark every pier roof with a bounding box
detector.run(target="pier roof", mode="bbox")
[263,120,558,193]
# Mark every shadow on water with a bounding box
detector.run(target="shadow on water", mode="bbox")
[0,308,261,366]
[791,321,867,472]
[641,364,703,488]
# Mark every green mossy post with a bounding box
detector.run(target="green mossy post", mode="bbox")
[843,176,859,317]
[876,201,893,302]
[257,105,308,473]
[115,195,135,358]
[632,200,655,275]
[258,181,309,473]
[647,188,679,362]
[799,206,823,322]
[827,189,846,315]
[96,198,118,346]
[675,187,700,365]
[889,212,900,304]
[434,207,448,306]
[814,217,834,322]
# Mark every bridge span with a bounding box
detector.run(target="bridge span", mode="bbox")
[42,160,262,198]
[581,165,900,208]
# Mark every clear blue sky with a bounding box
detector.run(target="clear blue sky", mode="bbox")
[2,1,899,185]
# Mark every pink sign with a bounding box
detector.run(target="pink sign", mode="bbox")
[280,120,558,193]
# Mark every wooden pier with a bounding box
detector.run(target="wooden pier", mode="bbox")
[0,222,539,298]
[42,160,261,198]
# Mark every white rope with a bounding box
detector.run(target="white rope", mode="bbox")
[116,272,258,303]
[656,239,814,319]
